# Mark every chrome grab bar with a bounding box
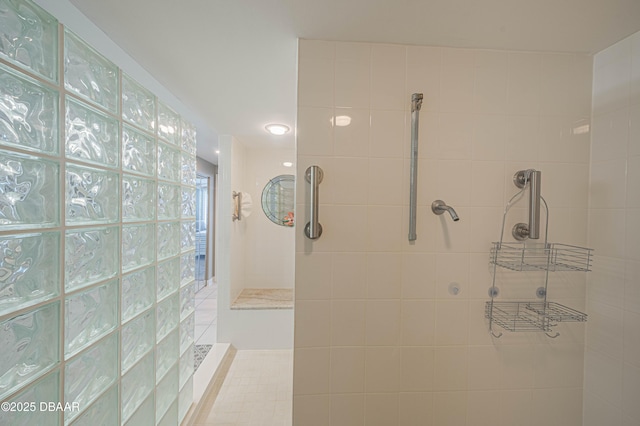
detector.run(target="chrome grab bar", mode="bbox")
[304,165,324,239]
[409,93,423,241]
[512,169,542,240]
[527,170,541,239]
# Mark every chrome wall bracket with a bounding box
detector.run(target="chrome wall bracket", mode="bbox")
[512,223,529,241]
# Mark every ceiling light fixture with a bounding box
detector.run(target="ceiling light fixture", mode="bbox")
[265,124,290,135]
[283,162,293,167]
[334,115,352,127]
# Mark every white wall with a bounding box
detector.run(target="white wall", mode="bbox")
[196,157,217,280]
[230,137,249,302]
[583,30,640,426]
[244,146,296,290]
[217,136,293,349]
[294,40,593,425]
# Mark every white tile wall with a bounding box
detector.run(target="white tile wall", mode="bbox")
[584,30,640,426]
[295,39,593,425]
[242,146,296,290]
[216,136,294,349]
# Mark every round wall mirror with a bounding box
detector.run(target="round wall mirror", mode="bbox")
[261,174,295,227]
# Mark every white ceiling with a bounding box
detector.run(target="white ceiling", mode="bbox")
[69,0,640,165]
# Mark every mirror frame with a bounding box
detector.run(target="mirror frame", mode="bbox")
[261,174,295,227]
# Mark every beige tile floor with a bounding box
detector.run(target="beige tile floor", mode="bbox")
[193,349,293,426]
[192,280,293,425]
[195,281,218,345]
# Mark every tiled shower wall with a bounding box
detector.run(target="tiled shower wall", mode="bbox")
[295,40,593,425]
[583,30,640,426]
[0,1,196,425]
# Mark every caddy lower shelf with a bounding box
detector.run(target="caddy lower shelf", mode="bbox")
[485,301,587,333]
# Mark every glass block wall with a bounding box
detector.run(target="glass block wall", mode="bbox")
[0,0,197,424]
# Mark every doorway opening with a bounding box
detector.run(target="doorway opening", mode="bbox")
[195,173,210,292]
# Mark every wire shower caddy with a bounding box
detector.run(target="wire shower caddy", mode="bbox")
[486,171,593,338]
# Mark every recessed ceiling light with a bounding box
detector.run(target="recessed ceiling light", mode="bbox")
[265,124,290,135]
[215,150,220,154]
[283,162,293,167]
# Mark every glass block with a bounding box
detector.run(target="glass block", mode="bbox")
[64,30,118,113]
[180,282,195,321]
[65,280,118,359]
[0,302,59,400]
[123,393,153,426]
[122,175,155,222]
[1,371,59,426]
[122,73,155,132]
[181,152,196,187]
[157,221,180,261]
[156,329,178,384]
[121,266,155,323]
[64,332,117,423]
[158,399,178,426]
[0,150,59,229]
[179,376,193,423]
[180,221,196,252]
[156,293,179,342]
[121,351,154,423]
[157,183,180,220]
[122,125,155,177]
[121,308,154,374]
[69,383,117,426]
[181,186,196,218]
[179,314,194,356]
[65,226,118,292]
[121,223,155,272]
[157,142,180,182]
[179,344,193,390]
[157,102,179,145]
[0,232,59,317]
[180,251,195,286]
[0,0,58,81]
[156,366,178,423]
[180,120,196,155]
[0,64,58,154]
[65,164,119,225]
[157,257,179,301]
[65,98,119,168]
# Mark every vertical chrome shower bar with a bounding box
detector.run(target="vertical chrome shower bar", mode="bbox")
[304,165,324,240]
[528,170,541,239]
[408,93,423,242]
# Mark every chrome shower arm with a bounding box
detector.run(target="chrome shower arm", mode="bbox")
[431,200,460,221]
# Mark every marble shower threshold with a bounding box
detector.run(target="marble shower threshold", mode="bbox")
[230,288,294,310]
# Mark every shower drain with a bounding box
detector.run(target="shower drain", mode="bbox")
[194,344,213,371]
